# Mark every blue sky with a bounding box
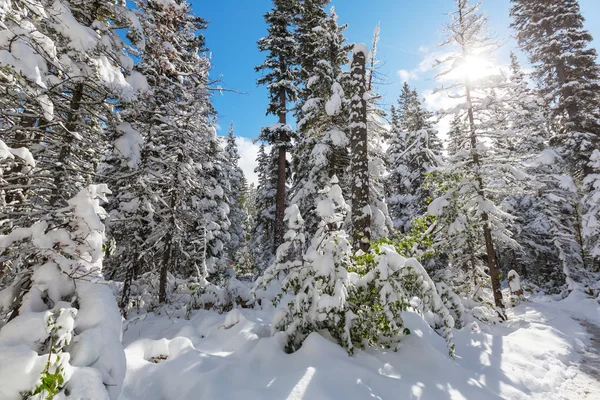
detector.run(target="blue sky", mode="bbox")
[190,0,600,182]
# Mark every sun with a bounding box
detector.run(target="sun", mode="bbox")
[454,55,494,82]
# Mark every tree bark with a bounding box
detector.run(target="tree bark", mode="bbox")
[273,57,288,251]
[349,49,370,253]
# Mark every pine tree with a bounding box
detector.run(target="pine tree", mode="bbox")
[0,0,141,304]
[496,54,588,291]
[387,83,442,233]
[112,0,221,303]
[223,124,249,268]
[291,6,351,241]
[431,0,531,312]
[582,151,600,269]
[510,0,600,180]
[364,26,394,242]
[256,0,299,252]
[251,144,278,272]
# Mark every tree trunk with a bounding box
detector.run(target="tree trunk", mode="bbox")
[465,85,505,312]
[349,49,371,253]
[52,82,84,206]
[273,58,288,251]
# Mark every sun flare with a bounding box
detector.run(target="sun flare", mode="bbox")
[455,55,494,82]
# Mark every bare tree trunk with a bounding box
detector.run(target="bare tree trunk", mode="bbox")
[350,49,371,253]
[273,57,288,251]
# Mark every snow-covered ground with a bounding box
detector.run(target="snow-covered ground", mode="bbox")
[118,292,600,400]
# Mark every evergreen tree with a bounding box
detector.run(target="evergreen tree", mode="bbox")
[365,25,394,241]
[387,83,442,233]
[107,0,223,303]
[256,0,300,252]
[223,124,249,268]
[582,151,600,268]
[251,144,278,272]
[510,0,600,180]
[431,0,530,312]
[291,6,351,241]
[496,55,588,292]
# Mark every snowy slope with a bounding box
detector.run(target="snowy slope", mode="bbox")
[118,294,600,400]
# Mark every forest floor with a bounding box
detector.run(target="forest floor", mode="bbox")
[118,291,600,400]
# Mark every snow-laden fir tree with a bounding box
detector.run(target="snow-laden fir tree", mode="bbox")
[1,142,126,398]
[271,176,353,353]
[109,0,225,303]
[510,0,600,180]
[387,83,442,233]
[291,6,352,242]
[364,25,394,241]
[582,151,600,270]
[496,55,589,292]
[223,124,249,269]
[256,0,300,251]
[251,144,278,272]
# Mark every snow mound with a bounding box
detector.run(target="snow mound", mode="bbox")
[117,295,600,400]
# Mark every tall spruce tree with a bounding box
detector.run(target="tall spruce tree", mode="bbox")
[110,0,223,303]
[256,0,299,252]
[496,54,588,292]
[364,26,394,241]
[291,5,351,241]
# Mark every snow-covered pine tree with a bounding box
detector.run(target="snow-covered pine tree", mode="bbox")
[223,124,249,269]
[271,176,354,353]
[364,26,394,242]
[267,177,455,354]
[251,143,278,272]
[510,0,600,181]
[256,0,299,252]
[118,0,221,303]
[387,83,442,233]
[430,0,534,312]
[291,5,351,241]
[0,162,126,398]
[0,0,138,224]
[0,0,141,302]
[349,44,371,253]
[496,54,588,292]
[446,114,469,157]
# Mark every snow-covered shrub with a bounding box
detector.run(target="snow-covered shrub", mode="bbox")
[348,243,455,355]
[0,185,125,400]
[262,179,456,356]
[119,272,252,318]
[435,281,465,329]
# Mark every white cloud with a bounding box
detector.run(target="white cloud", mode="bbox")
[235,136,268,186]
[397,69,418,83]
